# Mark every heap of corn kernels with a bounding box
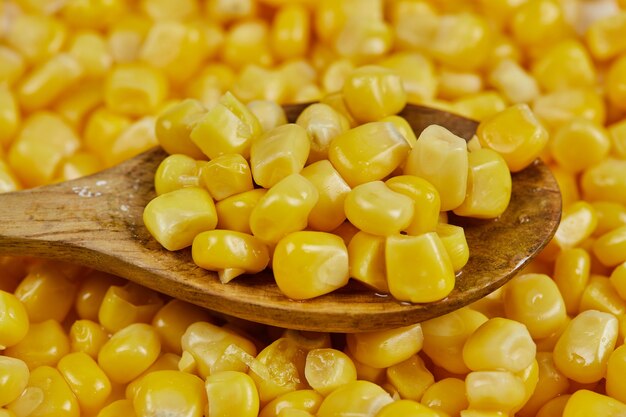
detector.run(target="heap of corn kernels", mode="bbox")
[3,0,626,416]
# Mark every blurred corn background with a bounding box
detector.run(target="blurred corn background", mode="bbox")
[3,0,626,416]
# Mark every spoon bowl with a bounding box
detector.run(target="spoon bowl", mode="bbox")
[0,104,561,332]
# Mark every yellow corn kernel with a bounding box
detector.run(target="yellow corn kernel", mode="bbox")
[281,330,332,352]
[484,33,522,70]
[221,19,273,69]
[143,187,217,251]
[535,394,570,417]
[421,378,468,417]
[385,175,440,235]
[182,321,257,377]
[98,323,161,384]
[250,124,309,188]
[322,59,355,94]
[455,148,512,218]
[0,46,25,86]
[517,352,569,417]
[154,154,203,196]
[342,65,406,123]
[97,399,137,417]
[329,121,410,187]
[346,323,423,369]
[533,88,607,131]
[466,370,527,414]
[295,103,349,164]
[316,380,393,417]
[345,181,414,236]
[247,100,288,133]
[303,348,356,396]
[231,65,288,104]
[586,11,626,60]
[155,99,206,159]
[436,223,470,272]
[553,309,618,383]
[532,39,595,92]
[347,231,387,293]
[106,14,151,63]
[203,371,259,417]
[386,354,434,401]
[68,31,112,79]
[389,0,438,52]
[216,189,267,234]
[248,337,307,405]
[152,299,212,355]
[6,14,66,64]
[553,248,590,315]
[609,118,626,160]
[377,399,440,417]
[14,264,76,323]
[250,174,318,243]
[379,115,419,150]
[74,271,121,322]
[488,59,540,104]
[69,319,109,359]
[320,92,358,128]
[193,230,270,283]
[133,370,206,417]
[0,356,29,407]
[83,108,131,156]
[56,152,102,182]
[299,160,350,232]
[421,307,488,374]
[272,231,349,300]
[477,104,548,173]
[510,0,570,50]
[438,68,483,101]
[452,91,508,122]
[200,154,252,201]
[386,233,455,303]
[593,225,626,267]
[17,54,83,112]
[140,22,206,84]
[190,91,262,160]
[428,13,491,71]
[0,290,29,349]
[333,17,393,63]
[463,317,536,373]
[579,275,626,316]
[404,124,468,210]
[5,319,69,369]
[606,344,626,404]
[551,119,611,173]
[61,0,125,28]
[0,87,20,148]
[57,352,111,415]
[503,273,567,339]
[563,389,626,417]
[205,0,255,23]
[98,283,163,333]
[125,352,181,400]
[6,366,79,417]
[259,390,323,417]
[377,52,438,104]
[0,160,20,193]
[610,262,626,300]
[581,158,626,205]
[104,63,168,116]
[271,4,310,60]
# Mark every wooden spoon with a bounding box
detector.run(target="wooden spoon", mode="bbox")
[0,104,561,332]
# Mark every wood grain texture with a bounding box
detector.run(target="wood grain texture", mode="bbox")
[0,104,562,332]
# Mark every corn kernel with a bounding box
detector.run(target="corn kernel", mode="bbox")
[125,353,186,399]
[322,59,355,94]
[133,370,207,417]
[429,13,491,71]
[190,92,262,160]
[551,119,611,173]
[553,248,590,315]
[221,20,273,69]
[104,63,168,116]
[342,66,406,123]
[0,290,29,350]
[488,59,540,104]
[259,390,323,417]
[98,323,161,384]
[97,399,137,417]
[510,0,570,50]
[610,262,626,300]
[463,317,536,373]
[466,370,527,414]
[347,231,387,293]
[5,319,69,369]
[205,0,255,23]
[386,354,434,401]
[436,223,470,272]
[517,352,569,417]
[404,124,468,210]
[143,187,217,251]
[532,40,595,92]
[606,344,626,404]
[216,188,267,234]
[0,46,25,86]
[295,104,349,164]
[378,52,438,104]
[0,356,29,407]
[61,0,125,29]
[57,352,111,415]
[273,231,348,300]
[98,283,163,333]
[249,174,318,243]
[579,274,626,316]
[6,14,66,64]
[304,348,356,396]
[155,99,206,159]
[316,380,393,416]
[377,399,440,417]
[438,67,483,101]
[0,87,20,149]
[152,299,213,355]
[248,100,288,133]
[68,31,112,79]
[385,175,440,235]
[563,389,626,417]
[421,378,468,417]
[201,154,253,200]
[153,154,202,196]
[271,4,310,60]
[103,115,158,168]
[503,273,567,339]
[346,323,423,369]
[534,394,570,417]
[453,91,508,122]
[69,319,109,359]
[390,0,439,52]
[421,307,488,374]
[333,18,393,63]
[592,225,626,267]
[6,366,79,417]
[581,158,626,205]
[585,11,626,61]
